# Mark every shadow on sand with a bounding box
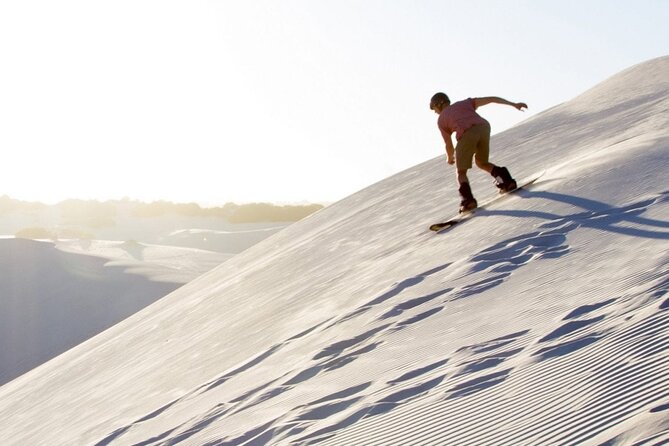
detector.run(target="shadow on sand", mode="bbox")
[476,189,669,240]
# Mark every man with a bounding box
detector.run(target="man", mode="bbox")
[430,93,528,213]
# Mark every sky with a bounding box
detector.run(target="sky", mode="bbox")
[0,0,667,206]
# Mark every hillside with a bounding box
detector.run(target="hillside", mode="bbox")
[0,238,228,387]
[0,56,668,445]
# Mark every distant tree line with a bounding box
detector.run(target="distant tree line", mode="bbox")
[128,200,324,222]
[0,195,324,226]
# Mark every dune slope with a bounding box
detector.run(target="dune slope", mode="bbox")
[0,56,668,446]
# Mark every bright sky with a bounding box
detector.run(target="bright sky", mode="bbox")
[1,1,667,205]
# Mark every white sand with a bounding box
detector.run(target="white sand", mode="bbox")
[0,56,667,445]
[0,238,228,386]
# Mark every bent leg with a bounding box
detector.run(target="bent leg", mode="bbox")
[455,128,478,173]
[456,169,470,185]
[473,122,493,173]
[475,158,495,174]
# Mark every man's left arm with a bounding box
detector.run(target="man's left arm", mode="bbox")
[474,97,527,111]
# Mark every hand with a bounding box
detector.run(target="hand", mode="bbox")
[447,155,455,165]
[514,102,528,111]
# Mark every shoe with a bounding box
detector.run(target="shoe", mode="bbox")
[458,182,478,213]
[498,179,517,193]
[491,166,516,193]
[459,198,478,213]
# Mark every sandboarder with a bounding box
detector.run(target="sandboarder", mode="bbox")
[430,93,528,213]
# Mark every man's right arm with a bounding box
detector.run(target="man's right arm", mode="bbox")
[445,136,455,165]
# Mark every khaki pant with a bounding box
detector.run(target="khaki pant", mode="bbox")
[455,123,491,170]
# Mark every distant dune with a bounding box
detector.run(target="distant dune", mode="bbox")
[0,197,322,251]
[0,199,298,387]
[0,238,228,386]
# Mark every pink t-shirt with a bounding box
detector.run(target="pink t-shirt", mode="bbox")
[437,98,489,141]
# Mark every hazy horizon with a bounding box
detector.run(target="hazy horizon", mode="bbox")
[0,192,328,208]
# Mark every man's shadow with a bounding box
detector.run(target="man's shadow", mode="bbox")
[478,188,669,240]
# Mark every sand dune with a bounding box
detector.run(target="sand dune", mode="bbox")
[0,56,668,445]
[0,238,228,386]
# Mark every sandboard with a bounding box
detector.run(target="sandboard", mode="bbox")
[429,170,545,233]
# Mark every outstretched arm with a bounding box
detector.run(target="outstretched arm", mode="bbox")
[474,97,527,111]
